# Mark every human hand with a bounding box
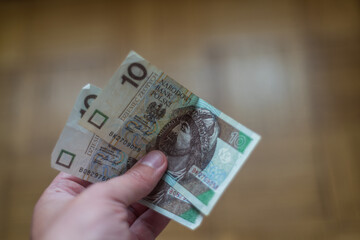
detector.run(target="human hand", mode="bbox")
[32,151,169,240]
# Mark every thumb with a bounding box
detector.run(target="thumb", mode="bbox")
[99,150,167,206]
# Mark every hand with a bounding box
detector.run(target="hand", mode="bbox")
[32,151,169,240]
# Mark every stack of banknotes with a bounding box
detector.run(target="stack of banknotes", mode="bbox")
[51,51,261,229]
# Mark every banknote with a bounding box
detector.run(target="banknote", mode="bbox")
[51,84,126,182]
[51,84,203,229]
[79,51,261,215]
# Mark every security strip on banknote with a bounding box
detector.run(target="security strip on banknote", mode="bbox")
[51,84,203,229]
[79,51,261,215]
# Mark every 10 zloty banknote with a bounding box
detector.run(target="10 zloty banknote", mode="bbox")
[79,51,261,215]
[51,84,203,229]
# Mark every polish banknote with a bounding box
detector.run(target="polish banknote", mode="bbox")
[51,84,203,229]
[79,51,261,215]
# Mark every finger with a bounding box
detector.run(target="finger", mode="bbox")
[100,151,167,206]
[46,172,92,196]
[56,172,92,187]
[127,203,148,225]
[130,209,170,240]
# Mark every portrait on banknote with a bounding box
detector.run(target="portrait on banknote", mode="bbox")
[148,106,220,184]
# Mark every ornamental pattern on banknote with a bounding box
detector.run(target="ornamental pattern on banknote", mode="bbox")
[88,143,127,179]
[201,146,238,187]
[201,162,228,188]
[91,145,127,170]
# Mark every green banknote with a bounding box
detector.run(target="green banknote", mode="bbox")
[79,51,261,215]
[51,84,203,229]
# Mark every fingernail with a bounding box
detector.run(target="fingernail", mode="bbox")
[139,151,164,169]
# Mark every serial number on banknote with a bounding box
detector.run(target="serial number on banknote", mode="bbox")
[79,167,110,181]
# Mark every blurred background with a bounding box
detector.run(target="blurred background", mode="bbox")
[0,0,359,239]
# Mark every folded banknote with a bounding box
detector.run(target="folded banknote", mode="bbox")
[79,51,261,215]
[51,84,203,229]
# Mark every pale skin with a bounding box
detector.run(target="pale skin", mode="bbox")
[31,151,170,240]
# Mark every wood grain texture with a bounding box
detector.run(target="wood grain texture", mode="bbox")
[0,0,359,239]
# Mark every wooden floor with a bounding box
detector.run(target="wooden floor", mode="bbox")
[0,0,359,239]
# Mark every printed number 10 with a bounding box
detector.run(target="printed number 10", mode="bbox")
[121,63,147,88]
